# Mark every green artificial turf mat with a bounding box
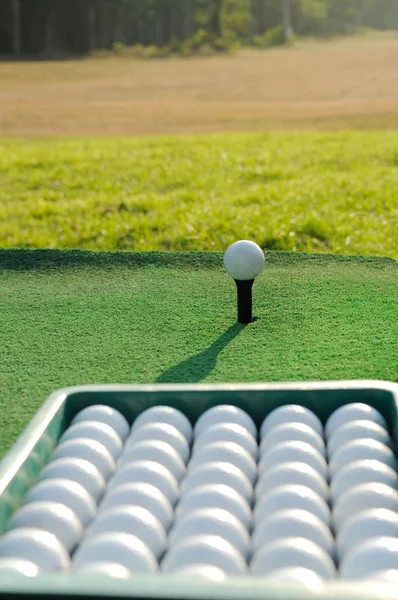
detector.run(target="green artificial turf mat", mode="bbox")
[1,249,397,457]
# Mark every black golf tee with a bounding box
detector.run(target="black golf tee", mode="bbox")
[235,279,254,324]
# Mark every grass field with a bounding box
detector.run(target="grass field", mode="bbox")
[1,35,398,135]
[1,133,397,257]
[1,249,397,456]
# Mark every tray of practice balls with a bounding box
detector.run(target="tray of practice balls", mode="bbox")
[1,381,398,600]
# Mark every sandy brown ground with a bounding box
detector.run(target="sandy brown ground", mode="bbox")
[1,34,398,135]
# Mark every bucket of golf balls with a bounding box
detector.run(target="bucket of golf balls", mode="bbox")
[0,381,398,600]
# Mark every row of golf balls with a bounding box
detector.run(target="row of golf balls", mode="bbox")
[0,402,398,583]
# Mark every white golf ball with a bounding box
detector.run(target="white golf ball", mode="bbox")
[169,508,251,560]
[250,537,336,580]
[131,407,193,444]
[260,423,325,458]
[176,484,252,530]
[22,478,97,527]
[85,506,167,559]
[162,535,247,575]
[259,442,328,481]
[108,460,179,506]
[260,406,323,439]
[99,483,173,531]
[193,424,258,460]
[51,438,115,481]
[224,240,265,281]
[180,462,253,505]
[74,561,132,578]
[73,532,157,573]
[333,483,398,531]
[327,421,391,458]
[171,565,227,581]
[329,440,397,478]
[71,405,129,441]
[118,440,185,482]
[194,405,257,440]
[7,501,83,552]
[38,458,106,502]
[262,567,325,588]
[252,509,335,559]
[188,442,257,485]
[325,404,387,441]
[60,422,123,460]
[340,537,398,579]
[330,459,398,502]
[0,528,70,572]
[0,558,40,576]
[255,463,329,503]
[367,569,398,583]
[126,423,190,464]
[253,485,331,528]
[337,509,398,560]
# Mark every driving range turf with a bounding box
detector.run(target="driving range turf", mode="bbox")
[1,249,397,457]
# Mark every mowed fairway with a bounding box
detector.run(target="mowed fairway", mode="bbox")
[0,250,397,456]
[1,35,398,135]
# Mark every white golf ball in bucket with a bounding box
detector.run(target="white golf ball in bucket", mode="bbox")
[223,240,265,282]
[75,562,132,578]
[327,421,391,458]
[325,403,387,441]
[0,558,40,576]
[250,537,336,580]
[188,442,257,485]
[6,501,83,552]
[51,438,115,481]
[193,423,258,460]
[259,442,328,481]
[161,535,247,575]
[252,509,335,559]
[329,440,397,478]
[131,406,193,444]
[330,460,398,502]
[73,533,158,573]
[0,528,70,572]
[71,405,129,441]
[260,423,325,458]
[169,508,251,560]
[99,483,173,531]
[85,506,167,559]
[38,457,106,502]
[126,423,190,464]
[171,565,227,581]
[262,567,325,589]
[255,462,329,503]
[176,484,252,530]
[194,405,257,440]
[107,460,179,506]
[60,422,123,460]
[22,478,96,527]
[340,537,398,579]
[260,406,323,439]
[253,485,331,528]
[367,569,398,583]
[180,462,253,505]
[333,483,398,531]
[337,509,398,560]
[118,441,185,482]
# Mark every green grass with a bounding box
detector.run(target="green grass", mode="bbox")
[1,249,397,457]
[0,132,397,258]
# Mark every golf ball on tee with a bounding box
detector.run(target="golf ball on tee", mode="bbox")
[194,405,257,440]
[327,420,391,458]
[6,501,83,552]
[325,403,387,441]
[258,441,328,481]
[333,483,398,531]
[126,423,190,464]
[118,440,185,482]
[255,462,329,503]
[107,460,179,506]
[0,558,40,576]
[71,405,129,441]
[259,423,325,458]
[180,462,253,505]
[60,421,123,460]
[131,406,193,444]
[223,240,265,281]
[188,442,257,485]
[51,438,116,481]
[22,478,97,528]
[260,406,323,439]
[0,528,70,572]
[38,457,106,502]
[337,509,398,560]
[75,561,132,578]
[330,460,398,502]
[340,537,398,579]
[329,439,397,478]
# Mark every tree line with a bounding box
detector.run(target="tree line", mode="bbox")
[0,0,397,58]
